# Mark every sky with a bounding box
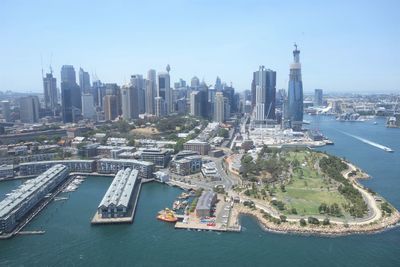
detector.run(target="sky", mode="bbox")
[0,0,399,93]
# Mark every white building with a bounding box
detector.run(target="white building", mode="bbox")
[81,94,96,119]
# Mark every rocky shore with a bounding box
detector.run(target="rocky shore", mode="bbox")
[233,205,400,236]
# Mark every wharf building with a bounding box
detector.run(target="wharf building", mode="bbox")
[139,148,171,168]
[0,164,69,233]
[287,44,304,130]
[183,140,211,155]
[19,160,96,176]
[195,191,217,218]
[97,168,140,218]
[96,159,154,179]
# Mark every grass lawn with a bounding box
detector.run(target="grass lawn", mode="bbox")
[274,151,349,217]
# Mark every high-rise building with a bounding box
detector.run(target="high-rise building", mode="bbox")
[157,65,173,115]
[191,76,200,89]
[0,101,11,122]
[61,65,81,123]
[155,96,165,117]
[79,68,91,94]
[121,85,139,120]
[287,44,304,130]
[81,94,96,120]
[215,76,222,91]
[251,73,256,109]
[314,89,323,107]
[190,91,200,116]
[19,96,40,123]
[130,75,145,115]
[92,80,106,108]
[214,92,225,123]
[103,95,118,121]
[254,66,276,122]
[146,69,157,115]
[43,72,57,112]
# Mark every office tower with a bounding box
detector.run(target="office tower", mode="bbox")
[215,76,222,91]
[224,97,231,121]
[223,85,236,113]
[254,66,276,122]
[104,83,121,116]
[191,76,200,89]
[19,96,40,123]
[43,72,57,112]
[190,91,200,116]
[155,96,165,117]
[121,85,139,120]
[79,68,91,94]
[176,98,187,114]
[0,101,11,122]
[251,73,256,109]
[146,69,157,115]
[198,82,209,119]
[314,89,323,107]
[93,80,106,108]
[130,74,145,114]
[103,95,118,121]
[287,44,304,130]
[276,89,287,108]
[214,92,225,123]
[81,94,96,119]
[61,65,81,123]
[158,65,172,114]
[174,78,186,89]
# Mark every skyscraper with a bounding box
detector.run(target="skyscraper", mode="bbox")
[130,74,145,115]
[79,68,91,94]
[103,95,118,121]
[254,66,276,122]
[121,85,139,120]
[215,76,222,91]
[287,44,304,130]
[191,76,200,89]
[81,94,96,120]
[61,65,81,123]
[43,72,57,112]
[314,89,323,107]
[0,101,11,122]
[214,92,225,123]
[19,96,40,123]
[146,69,157,115]
[158,66,172,115]
[190,91,200,116]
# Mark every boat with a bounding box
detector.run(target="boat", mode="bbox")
[178,192,189,199]
[325,139,334,145]
[172,201,180,211]
[383,147,394,153]
[157,208,178,223]
[373,121,378,125]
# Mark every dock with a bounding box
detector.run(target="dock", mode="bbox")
[91,170,142,225]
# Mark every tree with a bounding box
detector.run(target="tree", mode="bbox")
[218,128,229,138]
[300,218,307,226]
[323,218,330,225]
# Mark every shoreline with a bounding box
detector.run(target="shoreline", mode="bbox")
[235,206,400,237]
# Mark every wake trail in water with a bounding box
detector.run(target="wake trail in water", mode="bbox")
[338,130,394,152]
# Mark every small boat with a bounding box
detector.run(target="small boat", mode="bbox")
[157,208,178,223]
[373,121,378,125]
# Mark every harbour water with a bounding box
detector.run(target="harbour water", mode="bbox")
[0,115,400,266]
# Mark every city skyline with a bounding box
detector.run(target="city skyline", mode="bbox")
[1,0,400,93]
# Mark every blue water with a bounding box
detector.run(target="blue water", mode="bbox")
[0,115,399,267]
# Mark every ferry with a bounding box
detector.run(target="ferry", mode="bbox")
[157,208,178,223]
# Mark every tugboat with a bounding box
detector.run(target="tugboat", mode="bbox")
[157,208,178,223]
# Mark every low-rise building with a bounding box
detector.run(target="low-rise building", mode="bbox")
[172,155,202,176]
[174,150,200,160]
[183,139,211,155]
[201,162,220,180]
[19,160,96,176]
[140,148,171,168]
[0,164,14,179]
[97,159,154,179]
[195,191,217,217]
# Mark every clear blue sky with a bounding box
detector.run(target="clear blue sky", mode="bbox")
[1,0,399,93]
